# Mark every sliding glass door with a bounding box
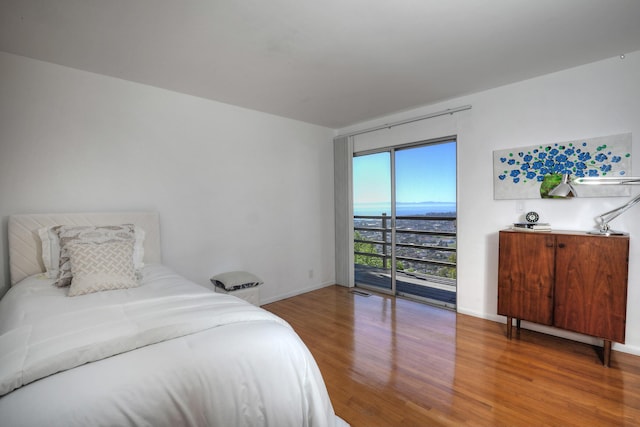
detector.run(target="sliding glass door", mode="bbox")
[353,139,457,308]
[353,151,393,291]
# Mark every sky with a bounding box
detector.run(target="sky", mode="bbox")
[353,141,456,207]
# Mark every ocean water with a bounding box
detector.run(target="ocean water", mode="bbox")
[354,202,456,216]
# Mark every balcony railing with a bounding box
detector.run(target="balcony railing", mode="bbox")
[354,213,457,283]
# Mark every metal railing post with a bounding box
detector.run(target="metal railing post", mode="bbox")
[381,213,388,269]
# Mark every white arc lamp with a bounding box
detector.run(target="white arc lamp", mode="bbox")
[549,173,640,236]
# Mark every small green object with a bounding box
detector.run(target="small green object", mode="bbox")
[540,173,563,198]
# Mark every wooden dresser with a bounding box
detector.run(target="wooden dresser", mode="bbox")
[497,229,629,366]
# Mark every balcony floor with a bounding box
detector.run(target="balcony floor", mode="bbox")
[354,264,456,307]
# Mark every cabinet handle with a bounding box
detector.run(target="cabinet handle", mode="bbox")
[558,243,565,248]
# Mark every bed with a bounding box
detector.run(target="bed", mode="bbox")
[0,212,347,427]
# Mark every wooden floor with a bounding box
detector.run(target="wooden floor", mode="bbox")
[263,285,640,427]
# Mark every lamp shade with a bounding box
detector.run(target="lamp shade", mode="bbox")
[548,174,577,197]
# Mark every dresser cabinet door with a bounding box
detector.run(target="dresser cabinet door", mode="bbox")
[498,232,555,325]
[554,235,629,342]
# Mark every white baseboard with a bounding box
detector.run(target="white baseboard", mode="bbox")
[260,281,337,305]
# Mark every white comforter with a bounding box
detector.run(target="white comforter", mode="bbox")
[0,264,346,427]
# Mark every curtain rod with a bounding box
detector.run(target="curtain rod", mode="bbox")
[335,104,472,139]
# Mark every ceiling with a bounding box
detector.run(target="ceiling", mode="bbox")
[2,1,640,129]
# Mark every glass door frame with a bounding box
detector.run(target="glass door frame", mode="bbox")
[352,148,396,295]
[353,136,457,301]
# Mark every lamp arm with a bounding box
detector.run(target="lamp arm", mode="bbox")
[575,176,640,185]
[596,192,640,232]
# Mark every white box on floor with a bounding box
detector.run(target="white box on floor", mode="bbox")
[214,285,261,306]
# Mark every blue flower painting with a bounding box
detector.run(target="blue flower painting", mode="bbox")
[493,133,632,199]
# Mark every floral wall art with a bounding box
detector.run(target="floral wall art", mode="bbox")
[493,133,632,199]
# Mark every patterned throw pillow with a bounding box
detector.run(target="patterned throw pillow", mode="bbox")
[67,240,138,297]
[55,224,139,287]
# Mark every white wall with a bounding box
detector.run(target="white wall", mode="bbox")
[339,51,640,355]
[0,52,336,303]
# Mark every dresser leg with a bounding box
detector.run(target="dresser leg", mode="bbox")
[603,340,612,367]
[506,316,513,339]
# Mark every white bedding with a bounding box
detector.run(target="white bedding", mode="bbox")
[0,264,346,427]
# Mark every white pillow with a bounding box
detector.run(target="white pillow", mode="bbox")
[37,226,61,279]
[67,240,138,297]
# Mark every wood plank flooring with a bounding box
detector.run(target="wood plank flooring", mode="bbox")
[263,285,640,427]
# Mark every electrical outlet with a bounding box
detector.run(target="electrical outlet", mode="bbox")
[308,269,314,279]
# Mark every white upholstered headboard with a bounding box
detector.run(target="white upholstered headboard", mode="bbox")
[8,212,161,286]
